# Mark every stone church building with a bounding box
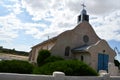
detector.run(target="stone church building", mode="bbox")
[29,6,116,72]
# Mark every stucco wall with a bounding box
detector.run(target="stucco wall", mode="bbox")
[74,52,91,65]
[51,21,100,58]
[29,41,56,63]
[88,40,116,70]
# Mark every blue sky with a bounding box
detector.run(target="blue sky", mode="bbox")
[0,0,120,60]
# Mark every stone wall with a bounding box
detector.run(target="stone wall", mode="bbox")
[0,71,120,80]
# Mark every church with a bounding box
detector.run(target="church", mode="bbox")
[29,5,116,72]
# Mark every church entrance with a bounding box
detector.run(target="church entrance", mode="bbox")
[98,53,109,71]
[73,52,91,65]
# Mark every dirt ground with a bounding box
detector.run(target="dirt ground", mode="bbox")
[0,53,28,61]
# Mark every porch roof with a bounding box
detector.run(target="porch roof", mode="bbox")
[72,45,92,53]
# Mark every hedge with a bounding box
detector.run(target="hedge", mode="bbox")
[0,60,34,74]
[44,56,64,64]
[33,60,98,76]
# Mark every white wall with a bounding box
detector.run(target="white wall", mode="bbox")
[0,72,120,80]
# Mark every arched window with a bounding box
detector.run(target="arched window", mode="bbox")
[65,46,70,56]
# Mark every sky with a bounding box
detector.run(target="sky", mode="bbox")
[0,0,120,60]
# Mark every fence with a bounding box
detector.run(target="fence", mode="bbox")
[0,71,120,80]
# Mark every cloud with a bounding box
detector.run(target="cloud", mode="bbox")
[0,13,20,41]
[21,0,53,21]
[91,10,120,41]
[86,0,120,15]
[1,42,31,52]
[21,0,120,39]
[21,0,78,37]
[0,0,120,51]
[1,0,23,14]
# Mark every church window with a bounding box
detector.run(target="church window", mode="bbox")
[65,46,70,56]
[83,35,89,43]
[81,55,84,61]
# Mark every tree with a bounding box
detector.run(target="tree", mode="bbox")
[37,50,51,66]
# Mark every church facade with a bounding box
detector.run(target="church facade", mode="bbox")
[29,6,116,72]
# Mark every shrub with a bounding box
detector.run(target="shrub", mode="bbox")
[0,60,34,74]
[44,56,64,64]
[37,50,51,66]
[33,60,98,76]
[114,59,119,66]
[114,59,120,69]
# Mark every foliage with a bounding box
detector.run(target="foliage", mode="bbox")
[0,47,28,56]
[44,56,64,64]
[37,50,51,66]
[0,60,34,74]
[33,60,98,76]
[114,59,120,69]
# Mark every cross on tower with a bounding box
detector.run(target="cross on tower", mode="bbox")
[81,3,86,9]
[77,2,89,23]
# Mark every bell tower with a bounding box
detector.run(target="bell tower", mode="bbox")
[78,4,89,23]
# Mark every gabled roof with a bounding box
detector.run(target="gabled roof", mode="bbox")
[32,21,100,49]
[32,36,58,48]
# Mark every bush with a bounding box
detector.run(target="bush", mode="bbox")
[114,59,120,69]
[33,60,98,76]
[114,59,119,66]
[44,56,64,64]
[37,50,51,66]
[0,60,34,74]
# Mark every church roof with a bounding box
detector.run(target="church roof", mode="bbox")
[32,36,58,48]
[32,21,98,49]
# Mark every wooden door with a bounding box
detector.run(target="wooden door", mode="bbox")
[98,53,109,71]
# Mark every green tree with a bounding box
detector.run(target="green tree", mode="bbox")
[37,50,51,66]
